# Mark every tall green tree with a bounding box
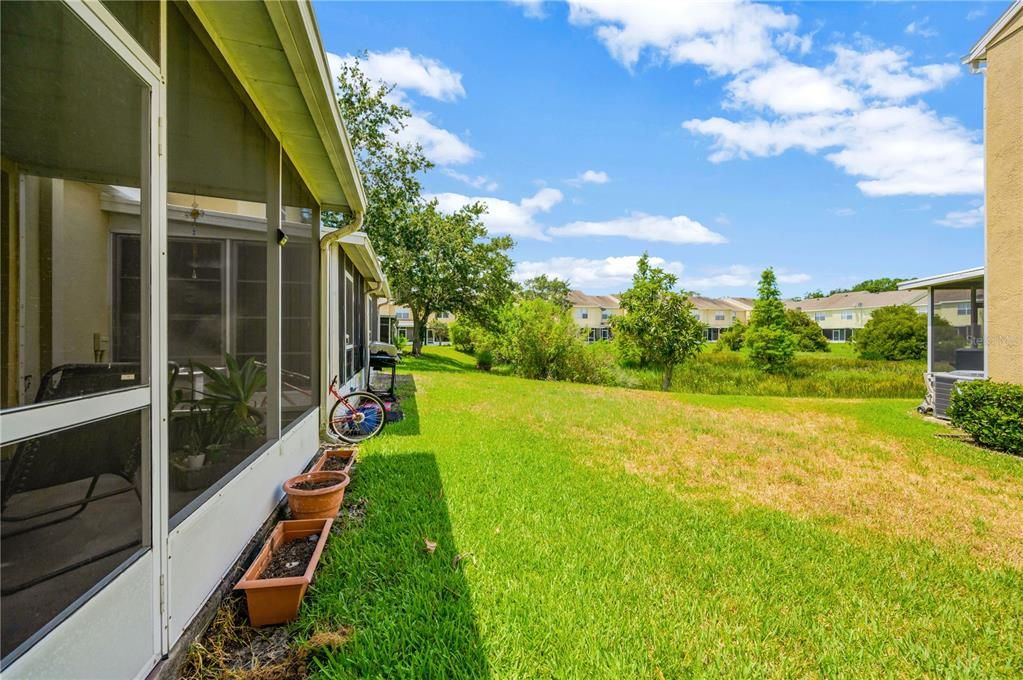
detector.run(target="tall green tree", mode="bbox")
[386,201,515,355]
[521,275,572,309]
[829,277,911,295]
[746,268,796,373]
[613,254,705,391]
[328,52,431,261]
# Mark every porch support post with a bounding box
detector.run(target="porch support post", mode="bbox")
[927,287,934,373]
[310,205,321,418]
[970,288,979,348]
[266,139,282,441]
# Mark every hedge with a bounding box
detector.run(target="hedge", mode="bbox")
[947,379,1023,455]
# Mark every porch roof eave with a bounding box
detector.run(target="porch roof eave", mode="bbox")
[188,0,366,214]
[898,267,985,291]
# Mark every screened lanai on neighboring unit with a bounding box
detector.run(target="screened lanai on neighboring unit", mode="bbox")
[0,1,384,677]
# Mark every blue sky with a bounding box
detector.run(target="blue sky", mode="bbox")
[315,1,998,297]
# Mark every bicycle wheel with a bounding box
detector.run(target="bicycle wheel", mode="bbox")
[328,391,386,443]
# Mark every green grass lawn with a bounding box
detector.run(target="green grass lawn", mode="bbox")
[301,347,1023,677]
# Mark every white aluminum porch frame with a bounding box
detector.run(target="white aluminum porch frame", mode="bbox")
[1,1,166,677]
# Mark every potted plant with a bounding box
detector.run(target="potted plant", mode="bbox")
[169,403,231,490]
[283,471,350,520]
[310,446,357,475]
[234,517,333,626]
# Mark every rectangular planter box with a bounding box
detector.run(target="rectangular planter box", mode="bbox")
[310,446,357,475]
[234,518,333,626]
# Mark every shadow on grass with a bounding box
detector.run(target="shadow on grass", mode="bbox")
[384,374,420,437]
[303,452,489,678]
[400,351,474,374]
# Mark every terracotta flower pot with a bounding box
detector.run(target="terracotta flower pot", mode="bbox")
[310,446,357,475]
[234,518,333,626]
[283,471,350,520]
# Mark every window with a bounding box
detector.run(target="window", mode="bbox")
[957,302,971,316]
[841,311,854,321]
[601,310,611,321]
[437,312,450,320]
[1,0,152,660]
[705,327,721,341]
[714,312,725,321]
[396,309,410,320]
[578,310,589,320]
[691,310,701,319]
[814,312,827,322]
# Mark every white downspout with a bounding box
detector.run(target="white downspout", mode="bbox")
[319,211,363,430]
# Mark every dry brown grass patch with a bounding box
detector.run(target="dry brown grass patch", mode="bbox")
[563,392,1023,569]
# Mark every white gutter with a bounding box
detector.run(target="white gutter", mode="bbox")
[319,211,363,427]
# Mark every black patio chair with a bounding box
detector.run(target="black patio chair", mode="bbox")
[1,363,144,595]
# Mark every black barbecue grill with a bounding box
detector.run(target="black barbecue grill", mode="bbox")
[369,341,400,400]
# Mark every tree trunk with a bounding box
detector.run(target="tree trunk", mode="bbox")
[660,364,674,391]
[411,311,427,356]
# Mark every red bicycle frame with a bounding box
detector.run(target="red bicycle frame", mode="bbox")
[329,376,358,416]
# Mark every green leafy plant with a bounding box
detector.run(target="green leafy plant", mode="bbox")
[853,305,926,361]
[747,268,796,374]
[193,354,267,443]
[947,380,1023,454]
[180,402,232,463]
[449,322,474,353]
[476,349,494,371]
[716,321,747,352]
[394,335,410,354]
[613,254,705,390]
[785,309,830,352]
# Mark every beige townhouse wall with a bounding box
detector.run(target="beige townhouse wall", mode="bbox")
[985,11,1023,383]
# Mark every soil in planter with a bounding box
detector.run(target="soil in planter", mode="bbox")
[292,479,343,491]
[259,536,318,580]
[320,456,351,472]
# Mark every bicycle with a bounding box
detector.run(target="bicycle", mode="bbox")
[326,376,387,443]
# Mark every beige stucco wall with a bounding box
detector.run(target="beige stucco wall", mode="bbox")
[985,13,1023,384]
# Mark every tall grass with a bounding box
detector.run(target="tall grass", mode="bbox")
[620,351,925,399]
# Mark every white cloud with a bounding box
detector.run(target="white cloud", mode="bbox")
[443,169,498,192]
[567,0,798,74]
[327,51,477,166]
[396,115,478,165]
[684,104,982,196]
[549,212,726,244]
[568,169,610,185]
[966,8,987,21]
[829,47,959,101]
[559,1,976,200]
[427,187,563,240]
[714,214,731,226]
[510,0,546,19]
[680,265,809,290]
[514,255,683,289]
[340,48,465,101]
[936,204,984,228]
[728,61,861,114]
[905,18,938,39]
[830,207,856,217]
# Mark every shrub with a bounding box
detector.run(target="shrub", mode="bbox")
[475,349,494,371]
[784,309,830,352]
[500,299,587,380]
[716,321,746,351]
[947,380,1023,454]
[449,322,474,353]
[853,305,926,360]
